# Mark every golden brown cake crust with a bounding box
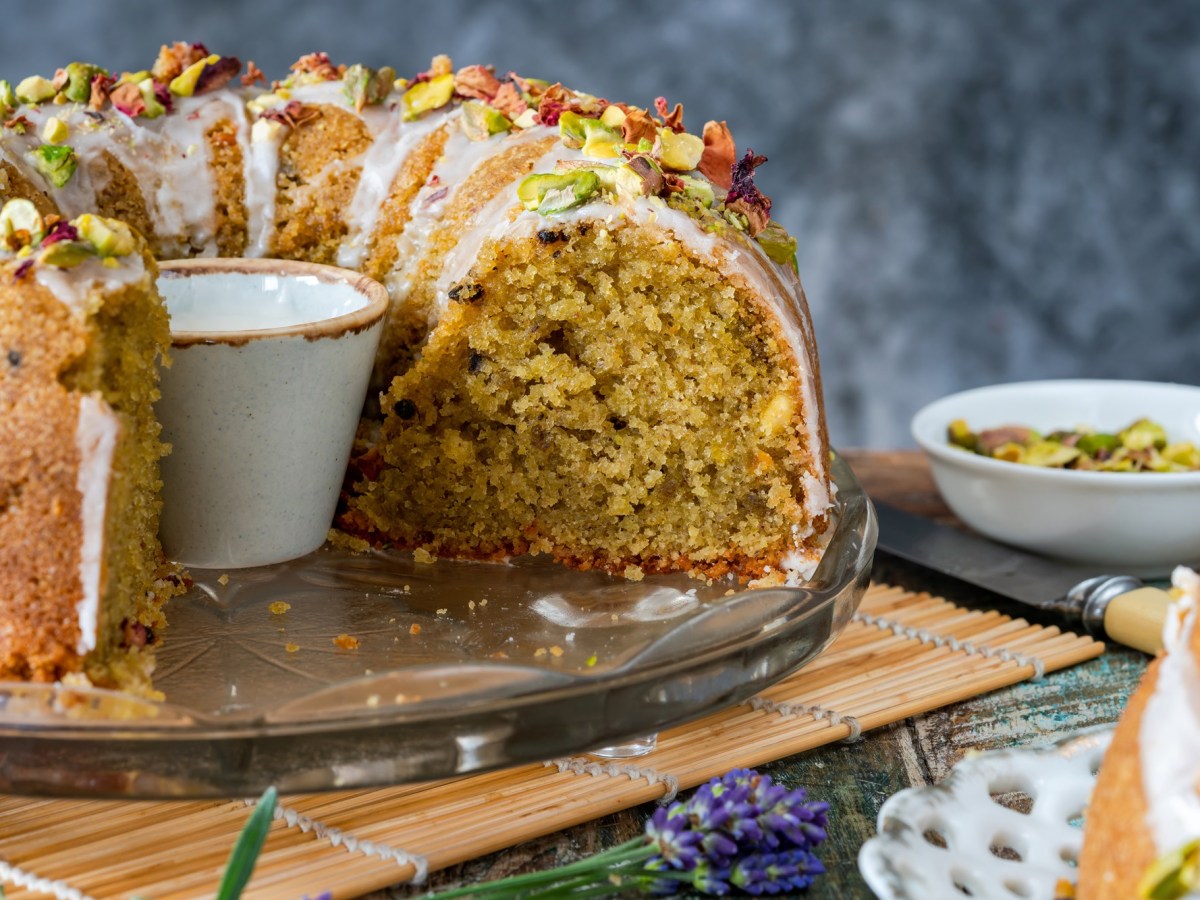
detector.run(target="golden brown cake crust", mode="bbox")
[1077,659,1161,898]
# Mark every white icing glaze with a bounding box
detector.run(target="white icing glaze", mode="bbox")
[336,105,451,270]
[74,394,120,655]
[1139,566,1200,855]
[33,253,147,314]
[240,112,285,258]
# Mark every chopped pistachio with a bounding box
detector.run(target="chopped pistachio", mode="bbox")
[0,80,15,115]
[1120,418,1168,451]
[1138,838,1200,900]
[15,75,56,105]
[677,174,716,208]
[757,220,798,270]
[137,78,166,118]
[512,108,538,130]
[615,156,664,197]
[0,199,45,245]
[75,214,136,257]
[342,64,396,113]
[600,105,627,130]
[558,110,588,146]
[118,70,151,85]
[251,117,284,143]
[63,63,108,104]
[518,170,601,215]
[31,144,77,188]
[460,100,512,140]
[560,111,621,158]
[41,116,68,144]
[401,72,454,121]
[169,54,219,97]
[947,418,977,452]
[38,240,94,267]
[1075,432,1119,456]
[1023,440,1082,468]
[658,128,704,171]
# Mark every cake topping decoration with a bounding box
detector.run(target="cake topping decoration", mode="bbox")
[726,149,772,237]
[402,72,455,121]
[1138,837,1200,899]
[699,120,736,190]
[654,96,685,133]
[289,51,343,84]
[241,61,267,88]
[1,200,139,276]
[342,64,396,113]
[31,143,77,187]
[259,100,320,130]
[454,65,503,102]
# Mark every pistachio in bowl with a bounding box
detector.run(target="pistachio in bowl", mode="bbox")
[947,417,1200,472]
[911,380,1200,576]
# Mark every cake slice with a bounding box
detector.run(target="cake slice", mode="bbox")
[0,199,181,694]
[1078,567,1200,898]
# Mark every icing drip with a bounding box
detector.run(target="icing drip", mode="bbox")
[336,105,451,270]
[240,110,284,259]
[33,253,147,314]
[1139,566,1200,855]
[74,395,120,655]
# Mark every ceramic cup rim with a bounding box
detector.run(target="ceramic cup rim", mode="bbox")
[159,258,389,347]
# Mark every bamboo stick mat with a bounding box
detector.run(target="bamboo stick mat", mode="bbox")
[0,583,1102,900]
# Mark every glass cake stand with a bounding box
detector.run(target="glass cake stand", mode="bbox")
[0,454,875,798]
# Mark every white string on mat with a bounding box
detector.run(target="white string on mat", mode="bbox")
[242,796,430,884]
[746,696,863,743]
[544,758,680,803]
[0,858,94,900]
[852,611,1047,680]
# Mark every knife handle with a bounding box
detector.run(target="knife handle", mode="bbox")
[1103,586,1173,655]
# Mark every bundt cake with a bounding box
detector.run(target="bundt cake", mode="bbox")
[0,199,180,694]
[1078,567,1200,899]
[0,44,832,688]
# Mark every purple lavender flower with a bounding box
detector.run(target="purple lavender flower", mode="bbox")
[730,849,826,895]
[755,783,829,850]
[645,807,702,871]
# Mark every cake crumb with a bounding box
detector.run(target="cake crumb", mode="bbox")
[413,548,436,564]
[366,694,380,707]
[489,651,509,660]
[610,613,619,622]
[479,598,488,607]
[549,645,564,658]
[285,642,300,653]
[534,647,548,658]
[403,584,412,593]
[409,623,421,635]
[725,589,737,597]
[436,608,448,615]
[217,573,230,586]
[469,600,476,610]
[268,600,291,615]
[333,634,360,650]
[622,564,645,582]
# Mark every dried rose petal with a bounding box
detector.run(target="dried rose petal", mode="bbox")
[13,258,34,282]
[41,220,79,246]
[725,149,772,236]
[241,60,266,88]
[698,120,735,190]
[152,42,208,82]
[536,83,575,126]
[490,82,528,119]
[194,56,241,95]
[291,52,341,81]
[4,115,31,133]
[621,107,659,145]
[260,100,320,129]
[153,80,174,112]
[109,82,146,118]
[454,64,501,101]
[88,73,112,111]
[654,96,685,133]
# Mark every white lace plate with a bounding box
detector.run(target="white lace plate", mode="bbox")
[858,729,1112,899]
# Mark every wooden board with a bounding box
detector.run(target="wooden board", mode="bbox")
[0,583,1103,900]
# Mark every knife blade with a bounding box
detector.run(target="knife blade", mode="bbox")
[874,500,1173,654]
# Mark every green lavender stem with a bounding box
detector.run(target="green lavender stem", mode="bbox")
[424,838,655,899]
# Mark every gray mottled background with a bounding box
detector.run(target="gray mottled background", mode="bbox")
[4,0,1197,447]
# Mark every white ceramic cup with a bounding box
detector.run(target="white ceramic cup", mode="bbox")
[156,259,388,569]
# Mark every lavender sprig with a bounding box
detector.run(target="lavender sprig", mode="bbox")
[421,768,828,899]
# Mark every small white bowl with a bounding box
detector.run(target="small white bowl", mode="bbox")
[156,259,388,569]
[911,379,1200,576]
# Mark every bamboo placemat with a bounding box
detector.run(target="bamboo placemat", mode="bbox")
[0,583,1102,900]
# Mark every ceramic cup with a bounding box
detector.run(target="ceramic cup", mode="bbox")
[156,259,388,569]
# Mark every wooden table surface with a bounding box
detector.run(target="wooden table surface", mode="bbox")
[387,450,1147,899]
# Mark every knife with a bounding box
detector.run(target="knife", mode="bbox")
[874,500,1174,655]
